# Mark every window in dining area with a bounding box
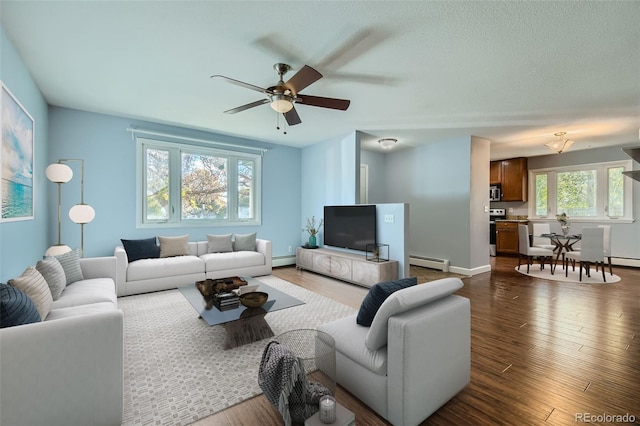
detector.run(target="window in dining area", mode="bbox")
[530,160,633,222]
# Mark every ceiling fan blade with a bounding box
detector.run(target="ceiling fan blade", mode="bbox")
[284,107,302,126]
[211,75,268,94]
[224,99,269,114]
[295,94,350,111]
[284,65,322,95]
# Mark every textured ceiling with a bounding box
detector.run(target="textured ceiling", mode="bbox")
[2,1,639,159]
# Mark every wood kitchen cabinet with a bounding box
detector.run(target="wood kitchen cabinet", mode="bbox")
[490,161,502,185]
[491,157,528,202]
[496,221,520,254]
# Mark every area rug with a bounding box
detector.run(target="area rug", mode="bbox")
[514,265,621,284]
[118,275,356,426]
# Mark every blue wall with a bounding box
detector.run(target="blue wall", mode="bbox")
[0,26,49,282]
[47,107,303,259]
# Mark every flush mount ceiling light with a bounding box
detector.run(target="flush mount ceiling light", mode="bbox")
[378,138,398,150]
[546,132,574,154]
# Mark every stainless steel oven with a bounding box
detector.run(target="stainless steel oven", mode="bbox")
[489,208,506,256]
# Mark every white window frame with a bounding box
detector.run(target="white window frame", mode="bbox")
[528,160,634,223]
[136,137,262,228]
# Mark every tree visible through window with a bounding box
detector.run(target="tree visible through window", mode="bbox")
[138,138,261,226]
[530,160,632,221]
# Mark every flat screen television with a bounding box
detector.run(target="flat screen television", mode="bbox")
[323,205,376,251]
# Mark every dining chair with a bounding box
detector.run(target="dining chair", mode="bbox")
[598,225,613,276]
[518,224,554,274]
[564,227,607,282]
[532,223,555,250]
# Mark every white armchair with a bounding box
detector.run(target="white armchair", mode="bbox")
[318,278,470,426]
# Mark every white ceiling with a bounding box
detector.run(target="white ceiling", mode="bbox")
[2,1,639,159]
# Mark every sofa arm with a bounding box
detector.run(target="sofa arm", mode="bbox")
[80,255,117,281]
[114,246,128,296]
[387,295,470,426]
[0,310,124,426]
[256,239,273,269]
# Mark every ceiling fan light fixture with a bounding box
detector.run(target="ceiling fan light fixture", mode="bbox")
[270,95,293,113]
[378,138,398,150]
[546,132,574,154]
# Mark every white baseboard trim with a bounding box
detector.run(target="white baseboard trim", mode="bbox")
[449,264,492,277]
[611,257,640,268]
[273,256,296,267]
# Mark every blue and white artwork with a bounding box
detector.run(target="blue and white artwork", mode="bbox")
[1,82,35,221]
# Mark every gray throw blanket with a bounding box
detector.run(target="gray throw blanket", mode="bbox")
[258,341,330,425]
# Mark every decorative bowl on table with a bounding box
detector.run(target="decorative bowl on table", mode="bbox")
[239,291,268,308]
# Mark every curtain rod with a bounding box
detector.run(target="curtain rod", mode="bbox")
[126,127,270,155]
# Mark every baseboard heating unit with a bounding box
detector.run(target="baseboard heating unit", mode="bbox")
[410,255,451,273]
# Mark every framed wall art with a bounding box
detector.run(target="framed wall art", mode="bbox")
[1,81,35,222]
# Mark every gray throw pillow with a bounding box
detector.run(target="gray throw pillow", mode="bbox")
[233,233,256,251]
[36,256,67,300]
[54,248,84,285]
[207,234,233,253]
[159,235,190,257]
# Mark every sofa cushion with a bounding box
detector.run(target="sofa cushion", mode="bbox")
[46,302,115,321]
[201,251,264,271]
[365,278,464,351]
[121,237,160,262]
[36,256,67,300]
[159,235,190,257]
[318,314,388,376]
[207,234,233,253]
[127,256,205,282]
[357,277,417,327]
[8,266,53,321]
[54,248,84,285]
[51,278,117,309]
[0,283,42,327]
[233,233,256,251]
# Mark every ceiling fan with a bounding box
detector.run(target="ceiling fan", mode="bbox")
[211,63,350,126]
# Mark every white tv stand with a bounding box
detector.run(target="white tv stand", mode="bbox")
[296,247,398,288]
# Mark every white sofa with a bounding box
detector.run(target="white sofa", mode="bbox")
[318,277,470,426]
[0,256,123,426]
[114,239,272,296]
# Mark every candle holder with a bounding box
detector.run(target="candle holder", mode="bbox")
[319,395,336,424]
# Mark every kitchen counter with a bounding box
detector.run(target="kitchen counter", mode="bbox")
[495,219,529,223]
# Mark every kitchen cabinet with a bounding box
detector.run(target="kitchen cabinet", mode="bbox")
[496,221,519,254]
[490,161,502,185]
[491,157,528,202]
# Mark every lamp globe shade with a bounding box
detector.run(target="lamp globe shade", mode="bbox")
[45,245,72,256]
[69,204,96,224]
[45,163,73,183]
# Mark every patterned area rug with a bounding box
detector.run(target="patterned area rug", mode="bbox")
[118,275,355,426]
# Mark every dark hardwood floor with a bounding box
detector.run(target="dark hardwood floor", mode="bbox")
[195,257,639,425]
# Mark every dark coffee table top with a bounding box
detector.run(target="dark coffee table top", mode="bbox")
[178,277,305,326]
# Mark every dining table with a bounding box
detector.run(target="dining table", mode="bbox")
[541,233,582,274]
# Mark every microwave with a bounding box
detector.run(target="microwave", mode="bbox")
[490,186,501,201]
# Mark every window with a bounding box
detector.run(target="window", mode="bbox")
[529,160,633,222]
[137,138,261,227]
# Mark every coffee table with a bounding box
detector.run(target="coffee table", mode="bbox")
[178,277,305,348]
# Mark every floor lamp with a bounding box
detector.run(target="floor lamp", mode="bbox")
[45,159,95,257]
[45,163,73,256]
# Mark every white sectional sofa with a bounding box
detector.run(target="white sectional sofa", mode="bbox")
[115,238,272,296]
[0,256,123,426]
